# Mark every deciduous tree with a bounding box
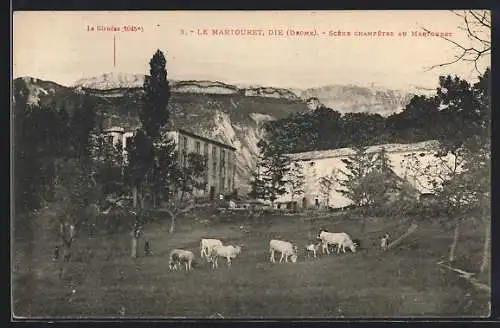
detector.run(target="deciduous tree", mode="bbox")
[286,162,305,206]
[257,140,291,206]
[319,170,337,209]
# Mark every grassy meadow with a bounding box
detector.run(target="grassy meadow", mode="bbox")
[12,209,491,319]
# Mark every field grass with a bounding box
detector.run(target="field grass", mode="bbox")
[12,212,491,319]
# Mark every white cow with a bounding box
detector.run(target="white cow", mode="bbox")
[318,231,356,254]
[200,238,223,262]
[269,239,298,263]
[169,249,195,271]
[210,245,242,269]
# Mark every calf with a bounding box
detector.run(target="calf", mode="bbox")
[305,242,322,259]
[380,233,390,251]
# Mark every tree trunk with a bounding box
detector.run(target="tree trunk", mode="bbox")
[449,220,461,263]
[480,220,490,273]
[131,237,138,258]
[130,193,141,258]
[387,223,418,250]
[62,243,72,262]
[169,212,176,234]
[57,241,72,280]
[140,188,145,209]
[132,185,138,208]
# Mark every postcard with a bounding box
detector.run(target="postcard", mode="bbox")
[12,10,491,319]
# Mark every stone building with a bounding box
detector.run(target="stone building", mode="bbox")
[103,127,237,200]
[276,140,458,210]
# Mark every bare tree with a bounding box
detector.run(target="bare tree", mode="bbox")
[423,10,491,73]
[51,158,99,276]
[402,147,472,263]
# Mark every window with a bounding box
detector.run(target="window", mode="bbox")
[204,143,209,159]
[183,136,188,150]
[124,136,132,151]
[178,146,183,164]
[196,141,201,154]
[220,149,226,174]
[204,143,209,173]
[212,146,217,161]
[115,139,123,151]
[183,150,187,167]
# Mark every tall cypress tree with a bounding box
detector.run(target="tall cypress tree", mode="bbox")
[126,49,171,209]
[125,49,172,250]
[140,49,171,140]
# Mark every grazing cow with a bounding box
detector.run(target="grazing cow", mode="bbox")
[318,230,356,254]
[269,239,298,263]
[210,245,242,269]
[200,238,223,262]
[169,249,195,272]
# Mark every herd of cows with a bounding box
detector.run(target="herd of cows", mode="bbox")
[167,229,391,272]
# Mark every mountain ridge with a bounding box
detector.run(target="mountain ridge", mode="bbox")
[16,73,420,116]
[70,72,417,112]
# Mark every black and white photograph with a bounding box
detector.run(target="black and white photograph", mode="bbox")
[12,10,491,318]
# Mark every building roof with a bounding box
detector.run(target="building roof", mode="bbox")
[176,128,237,151]
[103,126,125,133]
[101,125,236,152]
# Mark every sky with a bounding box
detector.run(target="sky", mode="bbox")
[13,11,491,90]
